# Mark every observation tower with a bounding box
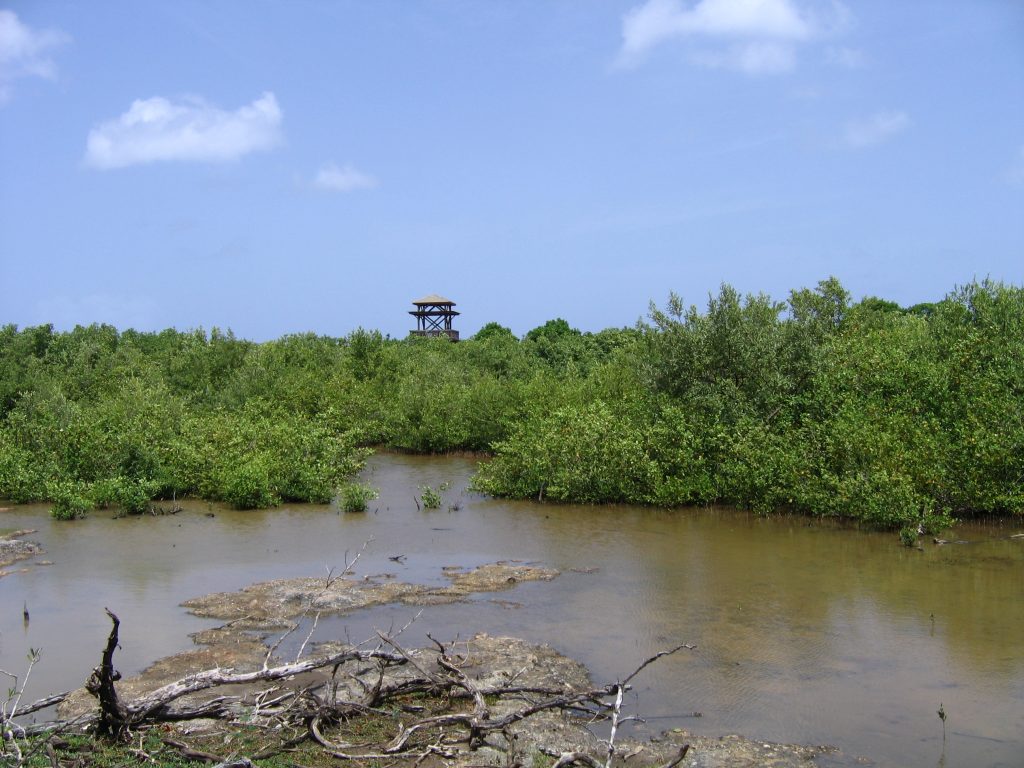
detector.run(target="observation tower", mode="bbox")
[409,294,460,341]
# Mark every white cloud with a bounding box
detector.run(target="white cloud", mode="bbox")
[84,92,283,169]
[616,0,848,75]
[0,9,69,103]
[313,163,378,193]
[843,111,910,148]
[692,41,796,74]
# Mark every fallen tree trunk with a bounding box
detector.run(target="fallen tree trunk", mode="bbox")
[12,691,70,718]
[77,609,409,736]
[122,643,406,724]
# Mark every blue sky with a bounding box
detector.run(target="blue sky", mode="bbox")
[1,0,1022,340]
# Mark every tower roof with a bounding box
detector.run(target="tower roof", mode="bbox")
[412,294,455,306]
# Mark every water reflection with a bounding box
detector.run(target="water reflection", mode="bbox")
[1,452,1021,767]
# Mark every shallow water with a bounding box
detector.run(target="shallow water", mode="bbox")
[1,453,1022,767]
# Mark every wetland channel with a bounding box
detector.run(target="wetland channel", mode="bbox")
[1,453,1022,767]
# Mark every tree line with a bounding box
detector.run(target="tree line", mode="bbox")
[1,278,1020,539]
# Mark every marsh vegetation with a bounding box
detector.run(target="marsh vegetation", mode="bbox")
[1,278,1021,538]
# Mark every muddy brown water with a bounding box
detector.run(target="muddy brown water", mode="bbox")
[2,453,1022,767]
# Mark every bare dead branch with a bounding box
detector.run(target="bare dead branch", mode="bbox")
[295,611,321,662]
[658,744,690,768]
[434,648,490,724]
[604,683,625,768]
[19,610,696,768]
[162,737,224,763]
[344,538,373,575]
[12,691,70,718]
[376,631,442,687]
[123,646,405,724]
[263,621,299,670]
[621,644,694,687]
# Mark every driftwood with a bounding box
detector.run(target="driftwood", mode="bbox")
[10,692,70,718]
[13,610,694,767]
[84,608,127,736]
[80,609,408,738]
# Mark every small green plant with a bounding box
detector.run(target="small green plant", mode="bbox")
[89,477,120,509]
[48,481,92,520]
[919,510,954,536]
[420,485,443,509]
[899,525,919,547]
[340,482,378,513]
[91,476,158,515]
[220,457,279,509]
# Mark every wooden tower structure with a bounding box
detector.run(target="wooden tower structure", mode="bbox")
[409,294,460,341]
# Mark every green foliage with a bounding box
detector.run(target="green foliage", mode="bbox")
[524,318,576,344]
[340,482,378,512]
[182,404,367,508]
[523,318,592,372]
[479,278,1023,532]
[47,480,91,520]
[220,455,278,509]
[0,432,48,502]
[906,301,937,317]
[0,330,369,511]
[91,476,160,514]
[1,277,1021,534]
[419,485,443,509]
[857,296,904,314]
[473,401,659,504]
[474,322,516,341]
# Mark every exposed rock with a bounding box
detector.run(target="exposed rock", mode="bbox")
[180,561,559,629]
[59,629,847,767]
[0,528,43,572]
[56,562,851,766]
[443,561,558,593]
